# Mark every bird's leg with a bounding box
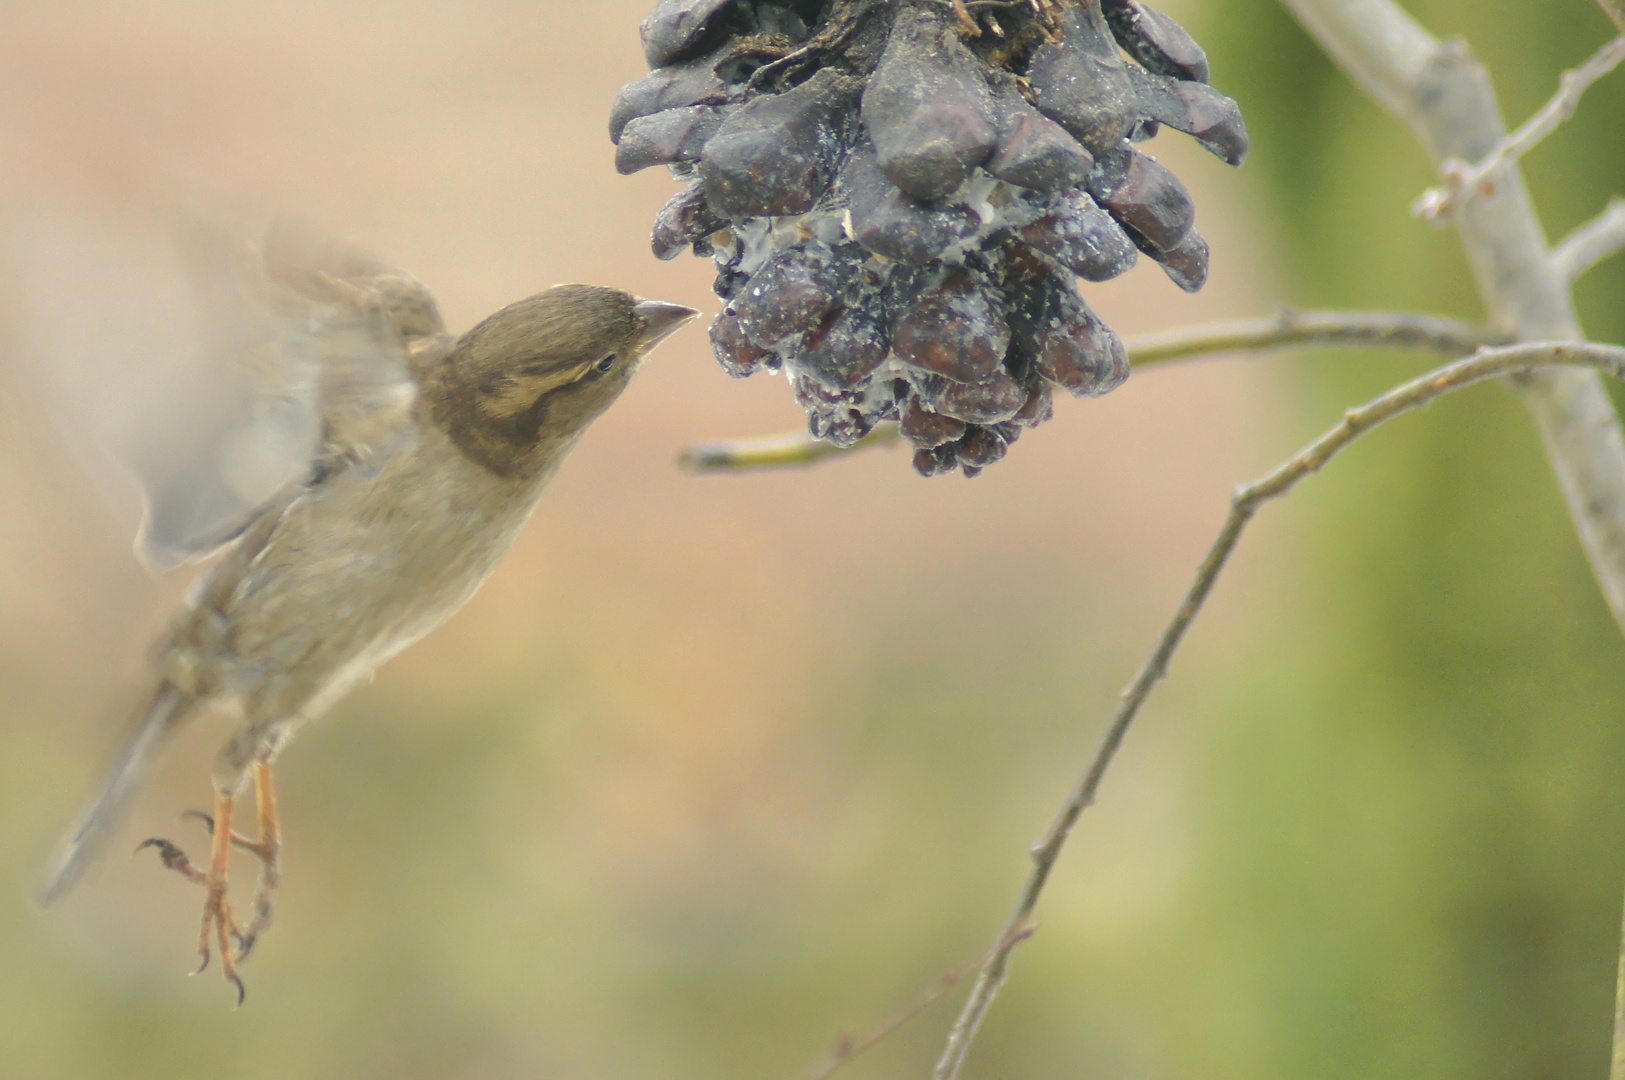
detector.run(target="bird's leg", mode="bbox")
[196,788,245,1005]
[137,794,251,1002]
[142,753,279,980]
[163,762,281,961]
[232,760,281,961]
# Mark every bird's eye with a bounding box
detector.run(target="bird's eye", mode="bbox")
[593,353,618,375]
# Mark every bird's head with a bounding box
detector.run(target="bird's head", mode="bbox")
[431,284,696,475]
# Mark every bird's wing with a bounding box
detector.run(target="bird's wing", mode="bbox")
[131,216,441,569]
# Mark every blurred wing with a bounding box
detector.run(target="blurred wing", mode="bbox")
[134,217,440,568]
[4,205,441,570]
[260,215,443,455]
[127,220,322,568]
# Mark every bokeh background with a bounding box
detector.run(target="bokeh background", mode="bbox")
[0,1,1622,1078]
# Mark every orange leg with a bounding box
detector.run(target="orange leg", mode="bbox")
[235,761,281,960]
[138,762,282,1004]
[197,789,244,1004]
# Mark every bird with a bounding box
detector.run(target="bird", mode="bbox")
[38,218,698,1004]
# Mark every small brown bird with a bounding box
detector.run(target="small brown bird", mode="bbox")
[40,220,697,1003]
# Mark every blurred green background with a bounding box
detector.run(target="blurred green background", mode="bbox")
[0,1,1621,1078]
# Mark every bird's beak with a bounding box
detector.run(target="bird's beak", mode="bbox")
[633,299,700,351]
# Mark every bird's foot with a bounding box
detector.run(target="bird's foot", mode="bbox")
[136,764,281,1004]
[231,762,281,961]
[202,824,279,962]
[138,789,252,1004]
[135,836,207,885]
[195,876,246,1007]
[143,816,279,953]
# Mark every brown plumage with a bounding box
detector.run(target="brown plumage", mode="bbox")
[42,221,697,1003]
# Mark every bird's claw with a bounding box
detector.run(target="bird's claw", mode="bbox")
[137,837,207,885]
[192,945,245,1006]
[143,769,279,1005]
[195,879,247,1004]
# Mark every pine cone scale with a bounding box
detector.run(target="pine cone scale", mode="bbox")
[611,0,1246,476]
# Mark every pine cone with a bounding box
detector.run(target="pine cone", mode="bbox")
[611,0,1246,475]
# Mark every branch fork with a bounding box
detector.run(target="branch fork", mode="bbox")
[1413,34,1625,223]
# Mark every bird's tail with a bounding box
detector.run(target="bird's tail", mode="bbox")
[41,681,195,904]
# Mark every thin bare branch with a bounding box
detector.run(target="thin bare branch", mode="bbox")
[800,925,1035,1080]
[679,423,902,472]
[933,339,1625,1080]
[1122,308,1509,366]
[1414,35,1625,222]
[1284,0,1625,655]
[1244,11,1625,1080]
[1553,198,1625,283]
[680,310,1508,475]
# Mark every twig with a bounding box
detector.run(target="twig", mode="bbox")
[1413,34,1625,222]
[1122,308,1508,366]
[1553,198,1625,283]
[932,338,1625,1080]
[800,924,1036,1080]
[679,310,1510,474]
[679,423,902,472]
[1283,0,1625,654]
[1268,8,1625,1080]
